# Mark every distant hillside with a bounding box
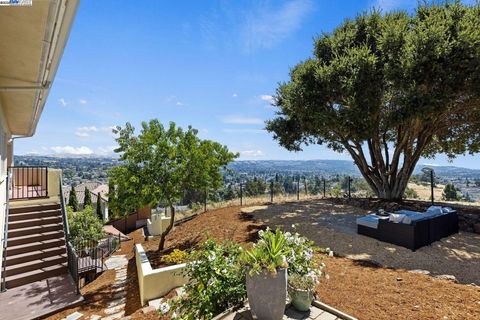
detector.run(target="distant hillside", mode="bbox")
[414,164,480,179]
[228,160,360,177]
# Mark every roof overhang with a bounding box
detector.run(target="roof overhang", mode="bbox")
[0,0,79,136]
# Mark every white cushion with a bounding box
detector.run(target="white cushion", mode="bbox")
[389,213,406,223]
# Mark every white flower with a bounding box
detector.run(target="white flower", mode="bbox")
[159,302,170,314]
[208,251,216,261]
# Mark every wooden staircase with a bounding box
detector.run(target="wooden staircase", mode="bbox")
[2,202,68,289]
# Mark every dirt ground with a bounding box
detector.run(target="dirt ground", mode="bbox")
[249,199,480,285]
[48,203,480,320]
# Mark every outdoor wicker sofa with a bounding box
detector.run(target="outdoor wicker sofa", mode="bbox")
[357,207,458,251]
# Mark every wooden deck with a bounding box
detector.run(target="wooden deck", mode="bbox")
[0,274,83,320]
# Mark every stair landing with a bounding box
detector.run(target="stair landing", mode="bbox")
[0,274,83,320]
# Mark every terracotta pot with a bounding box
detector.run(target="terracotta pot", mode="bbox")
[246,268,287,320]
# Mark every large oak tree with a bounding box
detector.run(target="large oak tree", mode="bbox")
[108,120,237,250]
[267,2,480,200]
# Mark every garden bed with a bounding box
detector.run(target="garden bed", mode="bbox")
[47,203,480,320]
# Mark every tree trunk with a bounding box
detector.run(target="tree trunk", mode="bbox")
[341,128,430,201]
[158,205,175,251]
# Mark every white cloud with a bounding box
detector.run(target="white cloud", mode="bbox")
[240,150,264,158]
[242,0,313,51]
[79,99,88,105]
[75,131,90,138]
[221,116,263,125]
[58,98,68,107]
[232,93,238,98]
[49,146,94,155]
[176,101,184,106]
[260,94,274,104]
[96,146,117,155]
[77,126,99,132]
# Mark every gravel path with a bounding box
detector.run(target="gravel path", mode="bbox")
[249,199,480,285]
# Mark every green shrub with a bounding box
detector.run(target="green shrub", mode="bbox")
[170,239,246,319]
[403,187,419,199]
[242,228,288,275]
[67,205,105,247]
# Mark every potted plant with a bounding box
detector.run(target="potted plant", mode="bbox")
[287,272,319,311]
[243,228,289,320]
[283,225,326,312]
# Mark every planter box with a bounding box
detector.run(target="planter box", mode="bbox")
[135,244,189,305]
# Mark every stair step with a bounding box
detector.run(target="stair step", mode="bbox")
[9,203,60,214]
[7,238,66,256]
[8,216,62,230]
[7,230,64,247]
[7,222,63,238]
[8,209,61,222]
[6,246,67,266]
[5,263,68,289]
[5,254,67,277]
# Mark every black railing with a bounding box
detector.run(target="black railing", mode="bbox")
[8,166,48,200]
[68,236,120,292]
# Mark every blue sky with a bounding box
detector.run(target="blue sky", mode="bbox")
[16,0,480,169]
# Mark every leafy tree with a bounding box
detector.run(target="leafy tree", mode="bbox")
[108,120,237,250]
[266,2,480,200]
[68,185,79,212]
[223,184,237,201]
[83,187,92,208]
[67,205,104,247]
[96,192,103,220]
[245,178,267,196]
[442,183,461,201]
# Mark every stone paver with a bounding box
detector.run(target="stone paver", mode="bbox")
[90,316,101,320]
[102,255,128,320]
[221,305,343,320]
[64,311,83,320]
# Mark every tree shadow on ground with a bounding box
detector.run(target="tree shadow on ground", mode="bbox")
[248,199,480,285]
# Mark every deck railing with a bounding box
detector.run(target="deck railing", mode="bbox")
[0,175,10,292]
[8,166,48,200]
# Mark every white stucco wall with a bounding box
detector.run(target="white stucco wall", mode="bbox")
[0,102,12,280]
[135,244,188,306]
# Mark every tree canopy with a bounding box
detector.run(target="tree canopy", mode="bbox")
[266,2,480,200]
[83,187,92,208]
[68,185,79,212]
[108,120,238,250]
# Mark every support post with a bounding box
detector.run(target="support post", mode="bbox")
[348,177,352,199]
[430,170,434,205]
[323,178,326,198]
[297,177,300,200]
[270,180,274,203]
[240,183,243,206]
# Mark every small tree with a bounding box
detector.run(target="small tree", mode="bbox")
[96,192,103,220]
[68,185,79,212]
[83,187,92,208]
[442,183,460,201]
[403,187,419,199]
[67,205,104,246]
[108,120,237,250]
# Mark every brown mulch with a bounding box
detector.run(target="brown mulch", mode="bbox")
[47,204,480,320]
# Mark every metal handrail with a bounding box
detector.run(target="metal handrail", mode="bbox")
[1,174,11,292]
[59,174,69,242]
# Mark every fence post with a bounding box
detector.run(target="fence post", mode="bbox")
[297,177,300,200]
[348,176,352,199]
[270,180,274,203]
[240,183,243,206]
[430,170,434,205]
[323,178,326,198]
[304,177,308,196]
